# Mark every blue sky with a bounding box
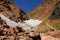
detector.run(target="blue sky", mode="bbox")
[13,0,43,13]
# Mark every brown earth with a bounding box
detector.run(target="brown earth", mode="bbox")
[46,30,60,38]
[40,33,60,40]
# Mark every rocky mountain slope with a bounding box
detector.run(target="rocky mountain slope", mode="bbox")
[28,0,60,40]
[0,0,60,40]
[28,0,59,20]
[0,0,41,40]
[0,0,29,22]
[39,1,60,40]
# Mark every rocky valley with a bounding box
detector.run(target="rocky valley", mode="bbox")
[0,0,60,40]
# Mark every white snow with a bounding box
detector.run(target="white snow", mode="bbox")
[0,14,18,27]
[0,14,42,31]
[18,22,32,31]
[24,19,42,27]
[18,19,42,31]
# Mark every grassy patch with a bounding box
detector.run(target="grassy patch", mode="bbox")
[37,19,60,33]
[54,25,60,30]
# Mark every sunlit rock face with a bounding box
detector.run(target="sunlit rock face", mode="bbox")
[28,0,59,20]
[40,34,60,40]
[0,0,29,22]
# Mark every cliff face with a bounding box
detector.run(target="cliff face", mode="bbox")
[0,0,29,22]
[28,0,59,20]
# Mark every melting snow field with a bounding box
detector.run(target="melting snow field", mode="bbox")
[18,19,42,31]
[0,14,18,27]
[24,19,42,27]
[0,14,42,31]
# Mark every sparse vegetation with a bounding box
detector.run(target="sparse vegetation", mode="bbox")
[40,30,48,33]
[54,25,60,30]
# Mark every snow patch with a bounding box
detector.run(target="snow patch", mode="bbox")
[18,19,42,31]
[24,19,42,27]
[0,14,42,31]
[0,14,18,27]
[18,22,32,31]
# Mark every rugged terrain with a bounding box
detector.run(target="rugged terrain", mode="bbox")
[0,0,29,22]
[28,0,59,20]
[28,0,60,32]
[0,0,41,40]
[0,0,60,40]
[28,0,60,40]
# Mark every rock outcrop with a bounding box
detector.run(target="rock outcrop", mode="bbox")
[0,0,29,22]
[0,25,41,40]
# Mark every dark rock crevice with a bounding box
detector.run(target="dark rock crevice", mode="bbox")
[49,1,60,20]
